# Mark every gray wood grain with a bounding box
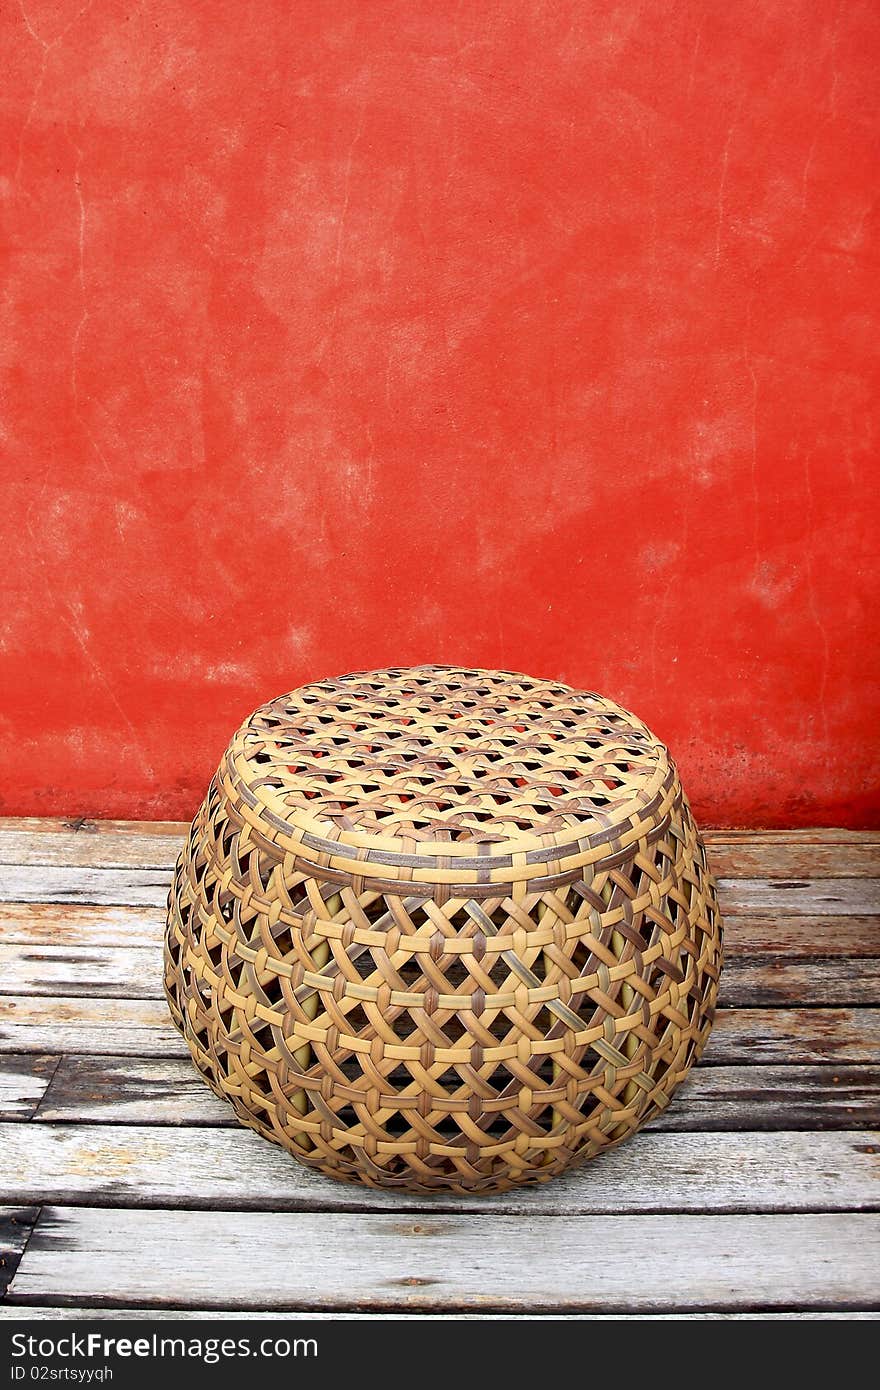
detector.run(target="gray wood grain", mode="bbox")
[0,945,158,998]
[10,1207,880,1310]
[0,866,171,908]
[718,878,880,916]
[707,837,880,880]
[1,1124,876,1215]
[25,1055,877,1131]
[0,904,162,949]
[0,821,182,870]
[720,958,880,1007]
[724,916,880,957]
[654,1063,880,1131]
[31,1055,232,1125]
[711,1008,880,1065]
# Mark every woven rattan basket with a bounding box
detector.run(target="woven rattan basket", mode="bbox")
[164,666,722,1193]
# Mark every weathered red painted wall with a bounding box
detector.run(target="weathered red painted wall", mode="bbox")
[2,1,878,826]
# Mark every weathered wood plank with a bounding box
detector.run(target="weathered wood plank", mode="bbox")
[0,997,183,1057]
[0,945,158,999]
[724,917,880,957]
[2,902,877,961]
[3,861,879,916]
[2,996,875,1063]
[29,1056,880,1131]
[10,1208,880,1310]
[705,837,880,879]
[720,879,880,916]
[0,1054,57,1120]
[3,940,877,1009]
[1,1125,876,1216]
[655,1064,880,1131]
[6,1306,878,1319]
[0,820,184,869]
[2,819,877,878]
[34,1055,230,1125]
[0,867,170,908]
[0,1208,39,1297]
[721,959,880,1007]
[712,1008,880,1065]
[0,904,163,949]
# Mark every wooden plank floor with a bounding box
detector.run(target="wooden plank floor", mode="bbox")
[0,819,877,1319]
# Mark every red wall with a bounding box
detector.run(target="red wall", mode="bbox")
[2,1,879,827]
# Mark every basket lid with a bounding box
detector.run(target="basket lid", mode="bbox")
[216,666,677,897]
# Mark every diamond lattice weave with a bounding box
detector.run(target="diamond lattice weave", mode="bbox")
[164,666,722,1193]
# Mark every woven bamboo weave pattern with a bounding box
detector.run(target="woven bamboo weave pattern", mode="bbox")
[164,666,722,1193]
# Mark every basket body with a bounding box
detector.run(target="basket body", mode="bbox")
[164,667,722,1193]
